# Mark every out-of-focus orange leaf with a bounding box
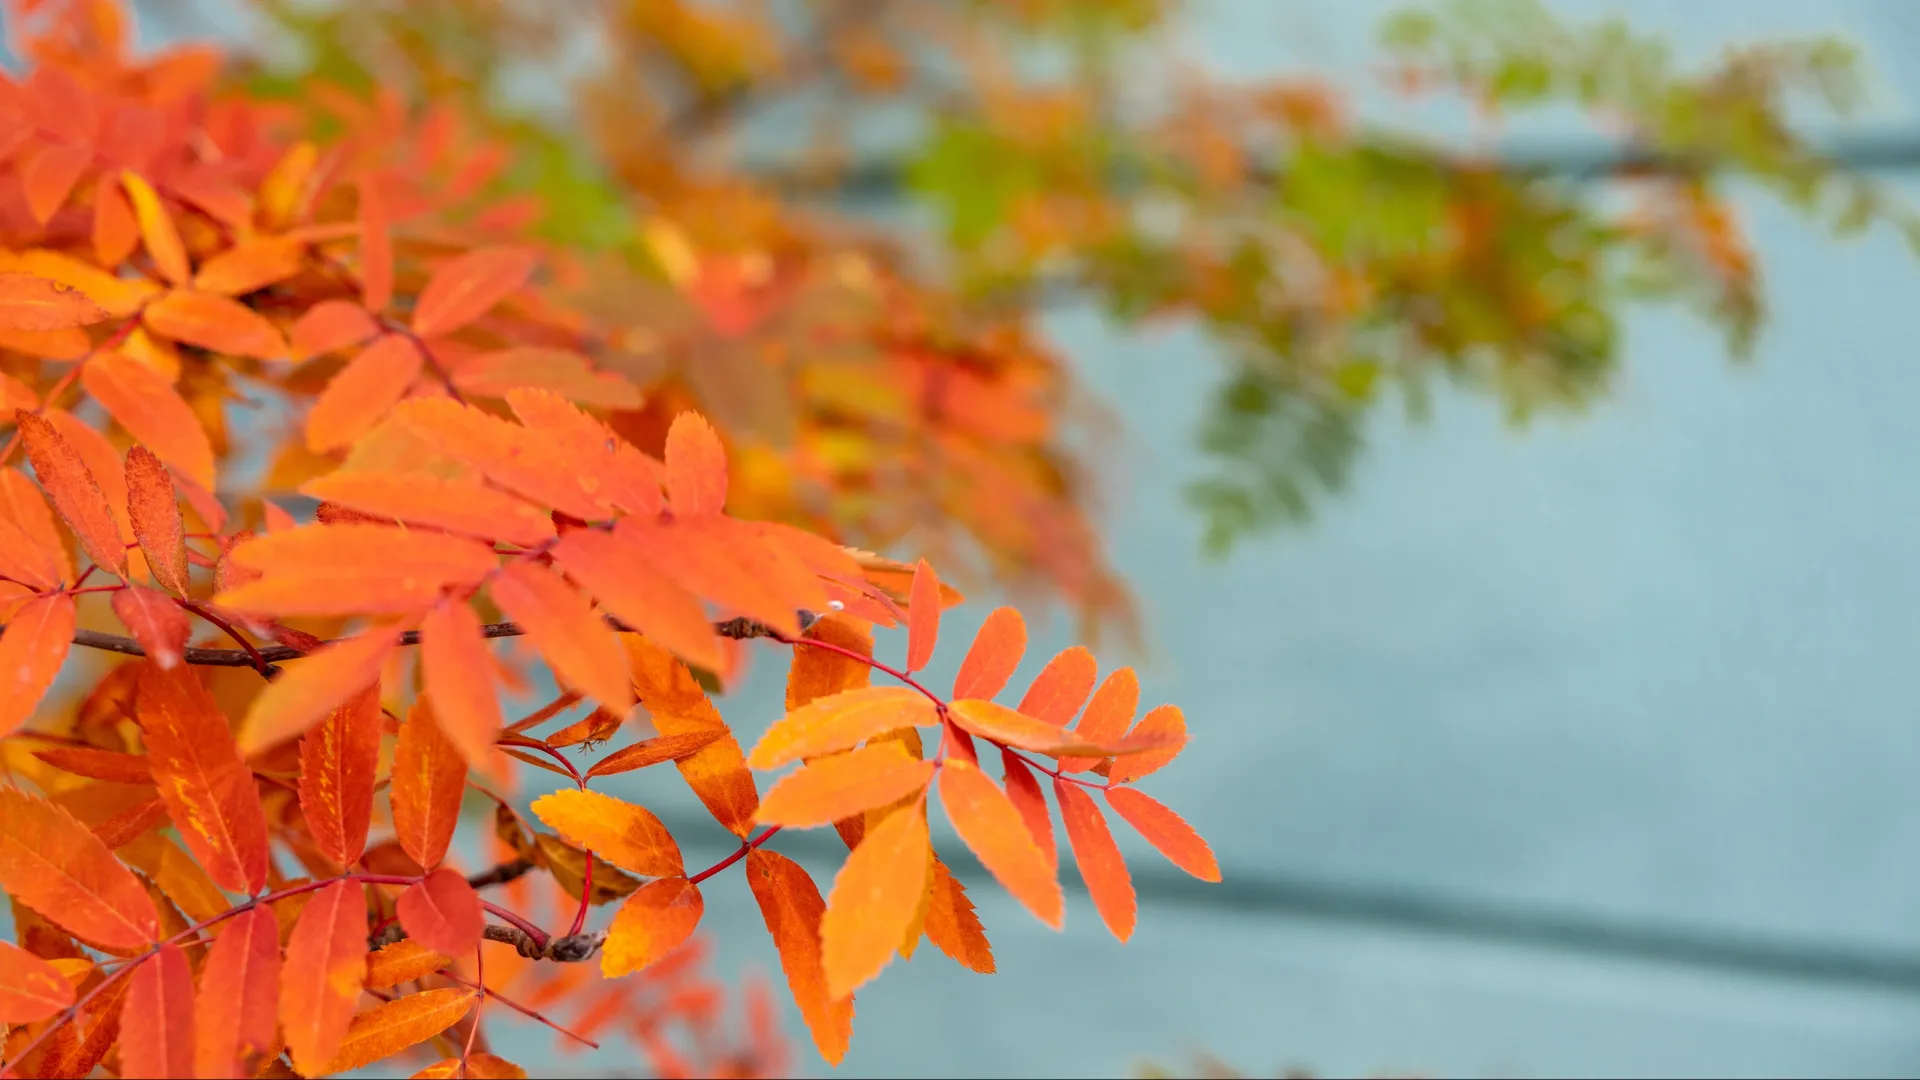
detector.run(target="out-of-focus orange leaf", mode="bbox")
[746,686,935,770]
[603,875,703,977]
[392,696,467,870]
[938,759,1063,928]
[1054,780,1135,941]
[393,397,608,521]
[217,522,499,616]
[1059,666,1139,773]
[1018,646,1097,727]
[491,560,634,715]
[530,788,683,877]
[906,559,941,673]
[417,600,504,770]
[193,237,305,297]
[663,410,727,515]
[0,939,74,1022]
[22,144,90,225]
[322,988,475,1075]
[237,625,397,756]
[358,176,392,312]
[1108,704,1187,783]
[0,248,158,316]
[0,510,59,590]
[16,409,126,577]
[1001,750,1056,874]
[280,879,369,1076]
[0,271,107,330]
[822,798,930,999]
[0,466,70,583]
[306,333,423,452]
[583,729,725,780]
[136,661,271,893]
[93,180,138,266]
[952,606,1026,700]
[396,868,485,957]
[289,299,381,363]
[454,347,643,409]
[755,744,935,829]
[413,1052,527,1079]
[0,592,75,737]
[411,246,536,337]
[301,470,555,548]
[124,446,189,596]
[143,288,287,360]
[32,745,152,785]
[366,939,453,990]
[923,858,994,973]
[81,355,215,489]
[194,904,279,1080]
[111,585,188,670]
[552,526,719,673]
[624,623,763,839]
[121,171,191,286]
[745,849,853,1064]
[297,683,381,867]
[0,786,158,951]
[121,943,194,1080]
[1104,787,1220,882]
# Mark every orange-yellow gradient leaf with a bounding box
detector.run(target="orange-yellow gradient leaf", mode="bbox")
[822,798,930,999]
[663,410,727,515]
[552,527,720,673]
[530,788,683,877]
[83,354,214,489]
[0,272,107,330]
[392,697,468,870]
[1054,780,1136,942]
[143,288,287,360]
[785,614,872,710]
[125,446,189,595]
[952,606,1026,700]
[602,875,704,978]
[111,585,189,669]
[195,904,279,1080]
[306,333,423,452]
[625,634,761,836]
[302,470,555,548]
[900,561,944,678]
[1103,787,1221,882]
[584,729,726,780]
[1108,704,1187,784]
[744,849,853,1064]
[0,592,74,736]
[16,409,126,577]
[193,237,305,297]
[397,868,485,957]
[0,786,158,951]
[746,687,936,770]
[1060,666,1139,773]
[121,943,195,1080]
[418,600,504,769]
[1000,750,1056,874]
[238,626,396,756]
[322,988,476,1075]
[358,177,393,312]
[136,661,272,893]
[492,560,634,714]
[1018,646,1097,727]
[755,744,936,829]
[289,299,380,363]
[122,170,190,286]
[411,246,537,338]
[280,880,370,1076]
[0,940,74,1022]
[366,940,453,990]
[938,759,1064,929]
[297,684,382,867]
[923,859,994,973]
[217,523,499,616]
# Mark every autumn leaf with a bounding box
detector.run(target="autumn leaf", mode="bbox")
[281,879,371,1076]
[417,600,505,769]
[530,788,683,877]
[289,299,380,363]
[1054,780,1136,941]
[0,248,158,316]
[297,683,382,867]
[1018,646,1097,727]
[946,698,1178,759]
[583,729,726,780]
[0,271,108,330]
[603,876,704,978]
[821,797,931,999]
[237,625,397,756]
[193,236,306,297]
[754,744,936,829]
[16,409,127,577]
[414,1052,527,1079]
[397,869,485,957]
[0,512,59,591]
[491,560,635,714]
[745,849,853,1064]
[0,786,158,951]
[411,246,537,337]
[1103,787,1221,883]
[0,592,75,736]
[785,613,873,710]
[135,661,271,893]
[144,288,287,360]
[301,470,556,548]
[1001,750,1056,874]
[22,144,90,225]
[0,939,75,1022]
[1108,704,1187,783]
[1059,666,1139,772]
[746,686,937,770]
[306,333,424,451]
[952,606,1026,700]
[111,585,189,669]
[905,558,941,673]
[456,347,644,408]
[366,939,454,990]
[194,905,280,1080]
[551,526,720,674]
[392,696,468,869]
[923,859,994,974]
[83,356,216,492]
[322,988,476,1074]
[33,745,152,785]
[938,759,1063,928]
[122,170,191,286]
[503,388,664,516]
[359,176,393,312]
[664,410,727,515]
[125,445,189,595]
[121,943,195,1080]
[217,522,499,616]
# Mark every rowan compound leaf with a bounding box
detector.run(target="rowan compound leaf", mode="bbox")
[322,988,476,1075]
[122,170,191,285]
[952,606,1026,700]
[194,905,279,1080]
[664,410,727,515]
[125,446,189,595]
[1054,780,1136,942]
[1018,646,1098,726]
[136,661,272,893]
[1001,750,1056,874]
[530,788,683,877]
[396,868,485,957]
[906,559,940,673]
[143,288,287,360]
[16,409,126,577]
[111,585,189,669]
[1108,704,1187,784]
[1103,787,1220,882]
[1060,666,1139,772]
[280,880,369,1076]
[0,272,107,330]
[359,177,393,312]
[923,858,994,974]
[0,592,74,736]
[411,246,537,337]
[785,613,873,711]
[602,876,704,978]
[745,849,853,1064]
[552,527,719,672]
[289,299,380,363]
[366,940,453,990]
[301,470,556,548]
[754,744,936,829]
[0,940,74,1022]
[939,759,1064,928]
[217,523,499,617]
[238,626,396,757]
[122,943,195,1080]
[0,786,158,951]
[392,696,468,869]
[305,333,424,452]
[822,798,931,1000]
[746,686,936,770]
[297,684,382,867]
[418,600,504,769]
[583,729,725,780]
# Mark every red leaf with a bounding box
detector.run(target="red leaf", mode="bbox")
[111,585,189,669]
[1060,666,1139,773]
[1108,704,1186,783]
[0,786,158,951]
[21,144,89,224]
[952,606,1025,700]
[490,560,634,715]
[136,661,272,894]
[397,868,485,957]
[280,880,369,1075]
[410,246,536,337]
[194,905,280,1079]
[418,600,505,770]
[744,850,853,1064]
[81,354,215,489]
[1103,787,1220,882]
[121,944,195,1080]
[392,695,468,869]
[125,445,189,595]
[905,558,940,674]
[143,288,287,360]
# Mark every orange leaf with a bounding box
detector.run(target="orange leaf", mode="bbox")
[194,904,279,1079]
[237,625,397,756]
[1108,704,1186,783]
[305,333,423,451]
[92,797,170,849]
[366,939,453,990]
[81,354,215,489]
[458,348,644,409]
[625,634,761,836]
[946,698,1178,759]
[755,744,935,829]
[1103,787,1220,882]
[216,523,499,617]
[0,324,88,359]
[122,170,191,285]
[583,729,726,780]
[906,559,940,673]
[1000,750,1056,874]
[0,939,74,1022]
[747,686,936,770]
[121,943,195,1080]
[615,515,824,637]
[358,176,392,312]
[417,600,504,770]
[125,446,189,595]
[663,410,727,515]
[0,247,159,316]
[785,613,872,710]
[393,398,609,521]
[411,246,536,337]
[503,388,663,516]
[0,509,59,590]
[821,796,930,999]
[938,759,1063,928]
[602,876,703,978]
[923,858,994,974]
[193,236,306,297]
[93,180,138,265]
[280,879,369,1076]
[0,271,107,330]
[143,288,287,360]
[0,592,74,736]
[0,466,71,583]
[530,788,683,877]
[111,585,188,669]
[0,786,158,951]
[1054,780,1136,941]
[491,560,634,714]
[551,526,719,673]
[301,470,555,548]
[22,144,90,224]
[289,299,380,363]
[322,988,475,1075]
[952,606,1025,700]
[297,683,381,867]
[745,849,853,1064]
[1060,666,1138,773]
[136,661,271,893]
[16,409,126,577]
[32,745,151,784]
[414,1052,527,1079]
[392,696,467,869]
[396,868,484,957]
[1018,646,1097,726]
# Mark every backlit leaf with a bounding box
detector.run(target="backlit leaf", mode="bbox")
[0,247,158,316]
[746,686,936,770]
[491,560,635,714]
[237,625,397,756]
[551,527,718,672]
[301,470,556,548]
[952,606,1026,700]
[393,397,608,520]
[16,409,127,577]
[530,788,683,877]
[289,299,380,363]
[366,939,453,990]
[143,288,287,360]
[82,354,215,489]
[624,627,763,840]
[822,798,930,999]
[323,988,475,1075]
[745,849,853,1064]
[1018,646,1097,727]
[392,696,468,869]
[0,272,107,330]
[1108,704,1187,783]
[111,584,189,669]
[603,875,704,978]
[93,179,138,265]
[1055,780,1136,941]
[583,729,726,780]
[503,388,664,516]
[306,333,424,452]
[664,410,727,515]
[0,510,59,590]
[22,144,90,225]
[939,759,1064,928]
[194,905,279,1080]
[0,940,74,1022]
[614,515,823,637]
[32,746,151,785]
[411,246,537,337]
[396,868,485,957]
[1001,750,1056,874]
[923,858,994,973]
[0,592,74,736]
[0,786,158,951]
[1104,787,1220,882]
[297,683,382,867]
[786,613,873,710]
[125,446,189,595]
[122,170,190,285]
[121,943,194,1080]
[754,744,935,829]
[418,600,505,769]
[280,880,370,1076]
[906,559,940,673]
[217,523,499,616]
[948,698,1179,758]
[136,661,271,893]
[193,236,306,297]
[1059,666,1139,772]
